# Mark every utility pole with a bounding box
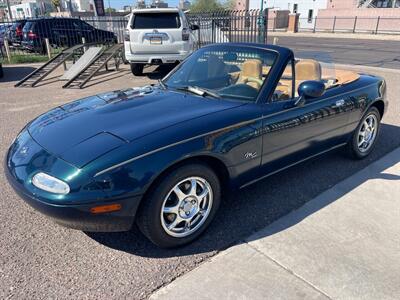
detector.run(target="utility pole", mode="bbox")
[258,0,265,43]
[6,0,13,20]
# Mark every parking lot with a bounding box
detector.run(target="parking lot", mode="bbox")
[1,63,400,299]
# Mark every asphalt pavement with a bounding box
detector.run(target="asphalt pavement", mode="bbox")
[266,35,400,69]
[0,61,399,299]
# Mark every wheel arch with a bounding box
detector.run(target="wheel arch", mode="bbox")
[141,154,231,205]
[369,99,385,119]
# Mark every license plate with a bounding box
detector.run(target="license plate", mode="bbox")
[150,37,162,44]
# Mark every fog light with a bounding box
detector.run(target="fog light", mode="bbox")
[32,172,70,195]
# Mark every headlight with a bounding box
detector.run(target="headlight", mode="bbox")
[32,172,70,195]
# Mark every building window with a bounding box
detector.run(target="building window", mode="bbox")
[308,9,313,23]
[293,3,298,13]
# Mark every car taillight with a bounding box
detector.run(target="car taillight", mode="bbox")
[124,29,130,41]
[28,31,37,39]
[182,28,190,41]
[16,26,22,36]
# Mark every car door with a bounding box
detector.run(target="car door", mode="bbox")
[259,58,351,174]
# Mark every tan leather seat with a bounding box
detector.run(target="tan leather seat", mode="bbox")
[335,69,360,85]
[294,59,322,96]
[237,59,263,89]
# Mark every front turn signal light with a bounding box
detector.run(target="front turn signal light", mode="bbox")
[90,204,121,214]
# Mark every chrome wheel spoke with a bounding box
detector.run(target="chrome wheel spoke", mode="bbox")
[163,204,179,214]
[197,188,209,204]
[173,185,186,201]
[188,179,197,196]
[168,216,183,231]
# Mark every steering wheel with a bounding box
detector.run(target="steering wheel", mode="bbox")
[218,83,259,99]
[243,76,264,87]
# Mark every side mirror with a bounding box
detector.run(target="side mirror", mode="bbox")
[190,24,200,31]
[298,80,325,99]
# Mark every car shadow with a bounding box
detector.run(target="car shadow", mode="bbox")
[86,123,400,258]
[144,64,176,80]
[0,65,37,83]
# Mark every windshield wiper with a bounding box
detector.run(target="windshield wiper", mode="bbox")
[176,85,221,99]
[158,79,167,90]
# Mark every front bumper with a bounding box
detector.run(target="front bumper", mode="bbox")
[5,131,142,232]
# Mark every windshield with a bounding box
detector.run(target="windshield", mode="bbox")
[164,45,278,102]
[23,21,36,32]
[132,13,181,29]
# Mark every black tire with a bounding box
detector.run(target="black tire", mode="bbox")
[0,64,3,79]
[136,163,221,248]
[347,106,381,159]
[130,63,144,76]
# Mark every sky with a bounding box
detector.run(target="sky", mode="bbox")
[108,0,180,10]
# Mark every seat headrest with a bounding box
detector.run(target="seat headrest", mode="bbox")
[296,59,322,81]
[241,59,262,78]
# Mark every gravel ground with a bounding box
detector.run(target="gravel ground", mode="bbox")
[0,62,399,299]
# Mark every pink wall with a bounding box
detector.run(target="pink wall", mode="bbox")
[317,8,400,32]
[319,7,400,17]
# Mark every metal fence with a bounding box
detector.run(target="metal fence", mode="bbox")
[1,11,269,64]
[0,16,125,64]
[2,11,399,65]
[269,16,400,35]
[187,10,269,47]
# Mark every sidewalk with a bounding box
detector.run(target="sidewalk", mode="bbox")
[151,148,400,300]
[269,31,400,41]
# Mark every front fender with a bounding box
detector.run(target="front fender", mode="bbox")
[88,119,263,199]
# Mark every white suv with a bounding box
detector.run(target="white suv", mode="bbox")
[124,8,199,76]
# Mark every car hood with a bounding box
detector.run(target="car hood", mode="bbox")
[28,87,242,168]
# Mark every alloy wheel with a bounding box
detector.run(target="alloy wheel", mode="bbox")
[357,114,378,153]
[160,177,213,238]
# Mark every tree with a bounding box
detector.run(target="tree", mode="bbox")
[105,7,116,13]
[223,0,236,10]
[190,0,224,12]
[51,0,61,12]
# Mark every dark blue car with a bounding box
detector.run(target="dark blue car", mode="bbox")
[5,43,387,247]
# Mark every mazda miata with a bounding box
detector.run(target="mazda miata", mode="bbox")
[5,43,387,248]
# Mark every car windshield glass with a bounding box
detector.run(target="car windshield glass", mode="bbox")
[132,13,181,29]
[164,45,278,102]
[23,21,35,32]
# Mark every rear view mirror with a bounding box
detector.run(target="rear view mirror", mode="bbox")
[190,24,200,31]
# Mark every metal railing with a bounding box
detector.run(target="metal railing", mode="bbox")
[269,16,400,35]
[187,9,269,47]
[0,16,123,64]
